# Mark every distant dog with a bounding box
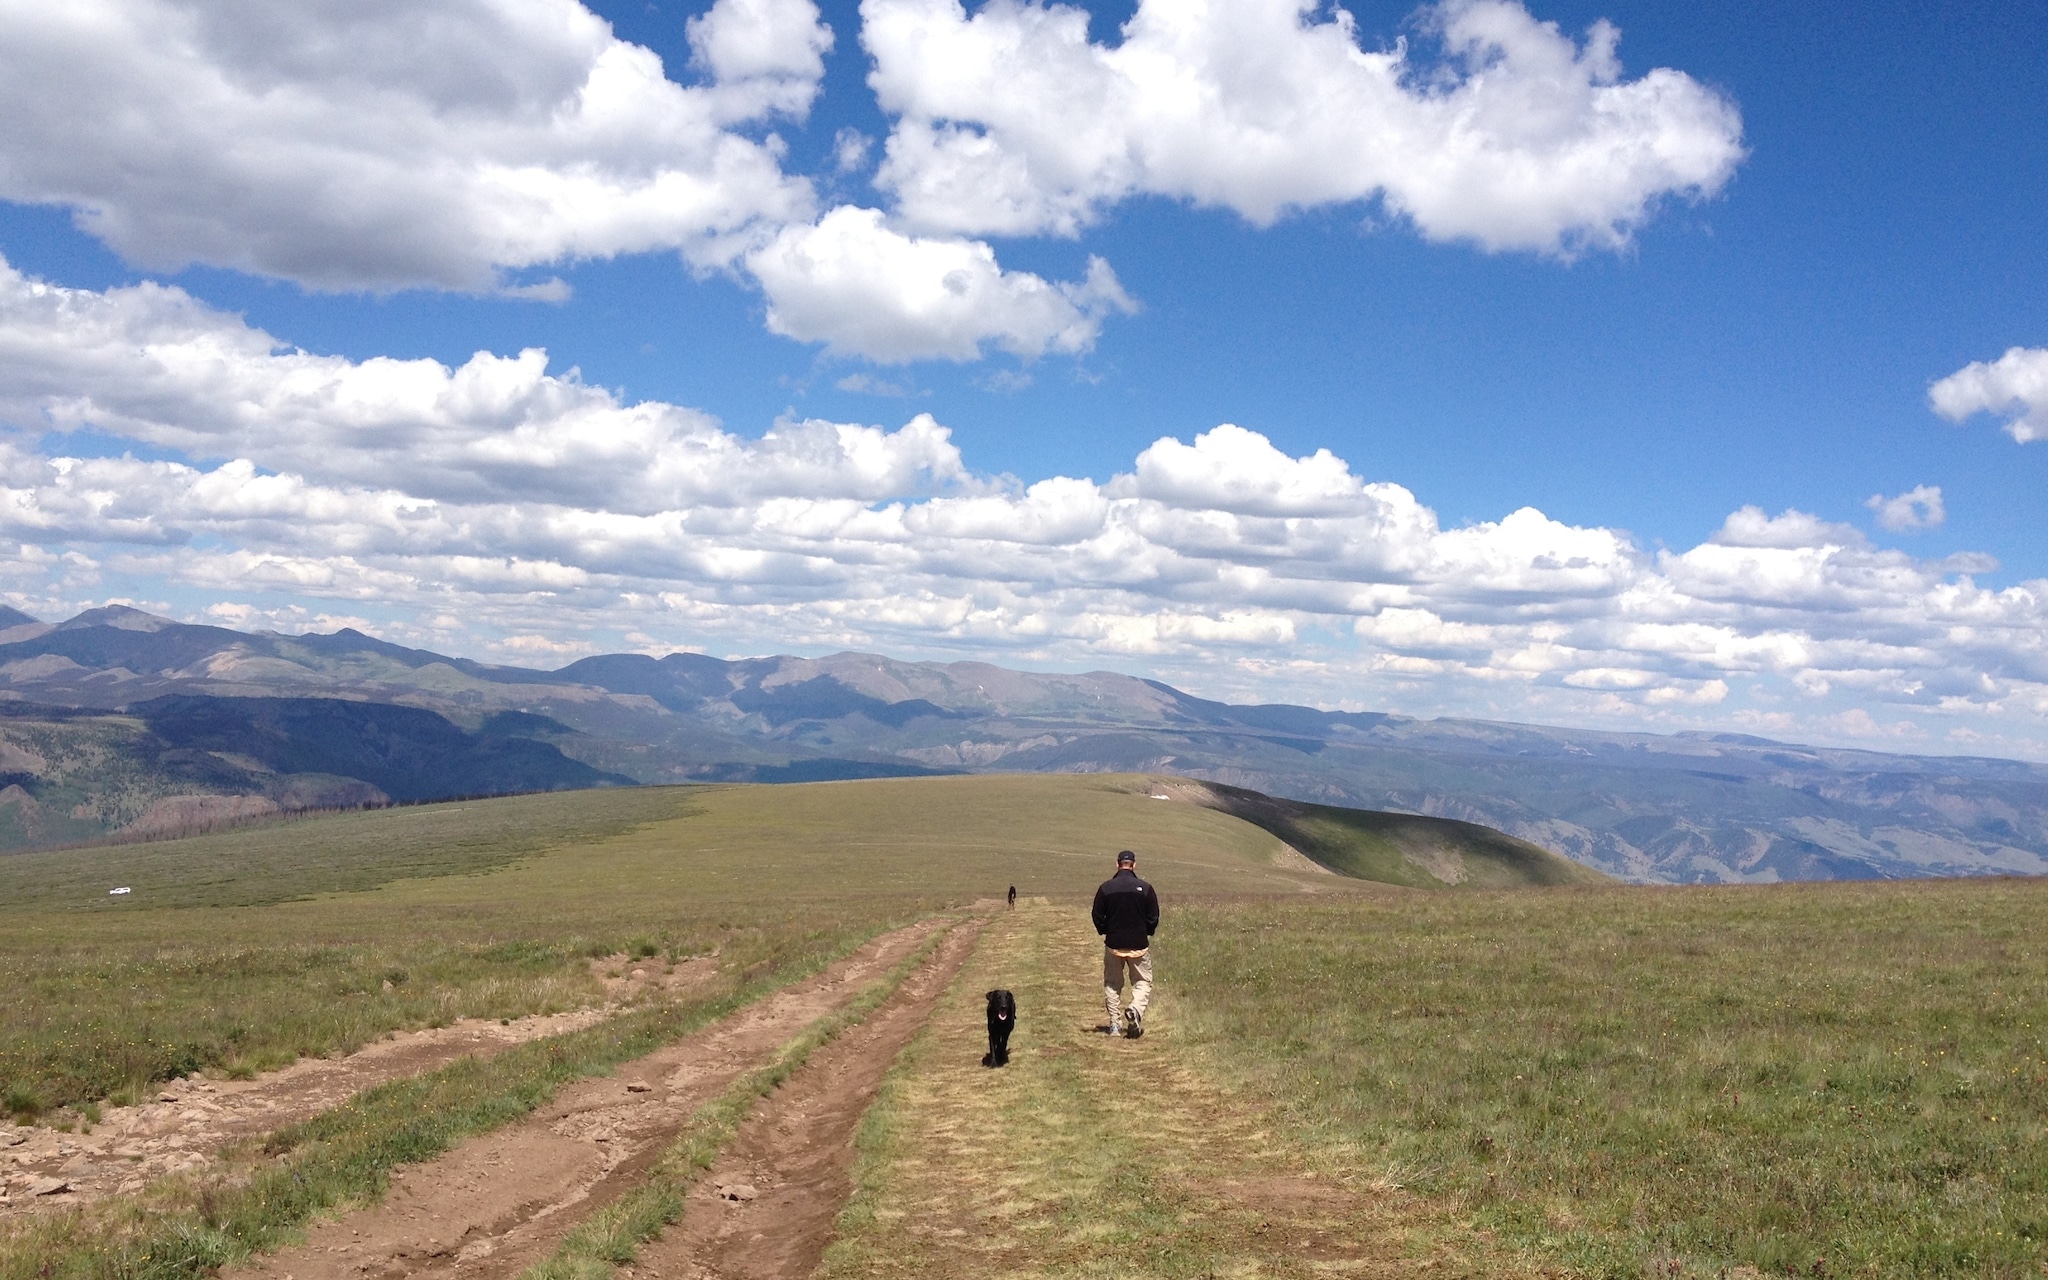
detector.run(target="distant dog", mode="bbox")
[983,988,1016,1067]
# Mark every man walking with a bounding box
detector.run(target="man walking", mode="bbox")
[1091,849,1159,1038]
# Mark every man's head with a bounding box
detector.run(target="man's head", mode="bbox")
[1116,849,1136,870]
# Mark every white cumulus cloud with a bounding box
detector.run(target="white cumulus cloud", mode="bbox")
[688,0,836,116]
[1930,346,2048,443]
[1866,485,1944,533]
[1114,424,1366,516]
[861,0,1745,251]
[744,206,1137,362]
[0,0,832,291]
[1710,505,1865,550]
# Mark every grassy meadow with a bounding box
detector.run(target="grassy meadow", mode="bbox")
[0,789,889,1119]
[1172,880,2048,1277]
[0,774,1350,1118]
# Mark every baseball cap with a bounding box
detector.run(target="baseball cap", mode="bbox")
[1116,850,1136,865]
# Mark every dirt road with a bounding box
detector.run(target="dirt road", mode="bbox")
[629,918,983,1279]
[220,915,976,1280]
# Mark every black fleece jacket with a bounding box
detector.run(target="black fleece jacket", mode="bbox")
[1091,868,1160,950]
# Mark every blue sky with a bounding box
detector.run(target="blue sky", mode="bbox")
[0,0,2042,756]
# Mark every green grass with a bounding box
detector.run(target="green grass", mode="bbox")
[0,906,883,1119]
[0,787,853,1119]
[1172,879,2048,1278]
[545,773,1374,899]
[0,785,708,911]
[0,774,1356,1118]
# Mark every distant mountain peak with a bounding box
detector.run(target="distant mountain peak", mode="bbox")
[57,605,178,633]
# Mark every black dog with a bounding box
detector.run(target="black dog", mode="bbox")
[983,988,1016,1067]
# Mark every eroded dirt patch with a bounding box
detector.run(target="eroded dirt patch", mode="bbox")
[218,918,956,1280]
[588,951,720,1004]
[629,920,983,1280]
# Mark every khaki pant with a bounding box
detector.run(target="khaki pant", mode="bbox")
[1103,947,1152,1027]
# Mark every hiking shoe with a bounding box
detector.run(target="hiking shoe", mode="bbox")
[1104,1019,1122,1037]
[1125,1007,1144,1038]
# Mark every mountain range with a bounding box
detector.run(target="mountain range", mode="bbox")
[0,604,2043,883]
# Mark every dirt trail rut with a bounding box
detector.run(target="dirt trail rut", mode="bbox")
[631,920,984,1280]
[221,918,961,1280]
[1,955,717,1216]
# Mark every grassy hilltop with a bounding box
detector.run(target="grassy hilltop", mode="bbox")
[3,773,1532,1115]
[3,777,2044,1279]
[0,771,1582,916]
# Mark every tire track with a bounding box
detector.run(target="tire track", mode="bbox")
[627,919,985,1280]
[220,918,956,1280]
